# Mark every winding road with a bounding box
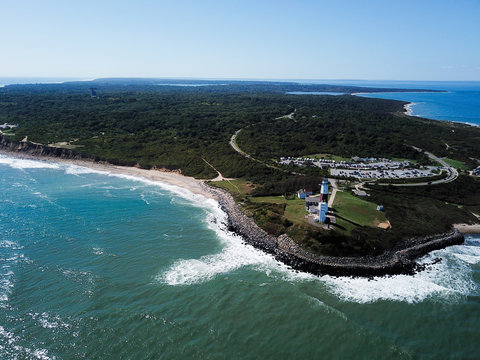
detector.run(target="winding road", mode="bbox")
[382,149,458,187]
[230,133,458,186]
[230,129,252,159]
[230,129,304,176]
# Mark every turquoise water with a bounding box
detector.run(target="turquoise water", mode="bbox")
[1,154,480,359]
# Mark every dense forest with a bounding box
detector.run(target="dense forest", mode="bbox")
[1,81,478,181]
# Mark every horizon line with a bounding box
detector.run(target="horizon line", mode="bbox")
[1,76,480,83]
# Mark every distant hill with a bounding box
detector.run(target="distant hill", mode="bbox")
[0,78,444,95]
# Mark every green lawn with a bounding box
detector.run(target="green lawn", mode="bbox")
[303,153,351,162]
[332,191,387,235]
[443,158,469,170]
[250,196,307,224]
[391,157,418,164]
[208,179,256,198]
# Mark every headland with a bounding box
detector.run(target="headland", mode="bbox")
[0,137,468,278]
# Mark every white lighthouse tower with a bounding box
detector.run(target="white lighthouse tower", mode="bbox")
[318,179,329,223]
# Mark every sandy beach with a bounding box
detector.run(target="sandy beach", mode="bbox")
[404,102,415,116]
[453,223,480,234]
[0,150,217,200]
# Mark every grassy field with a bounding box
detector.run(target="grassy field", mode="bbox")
[443,157,470,170]
[391,157,418,164]
[249,196,307,224]
[208,179,257,198]
[303,153,351,162]
[331,191,387,235]
[248,190,387,234]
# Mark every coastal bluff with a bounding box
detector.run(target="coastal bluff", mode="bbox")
[0,136,100,162]
[206,185,465,277]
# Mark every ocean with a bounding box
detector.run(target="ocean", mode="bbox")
[299,80,480,126]
[0,155,479,360]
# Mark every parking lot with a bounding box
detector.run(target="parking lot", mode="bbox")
[330,166,439,179]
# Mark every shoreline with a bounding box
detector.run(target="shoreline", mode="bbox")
[352,92,480,128]
[404,102,415,116]
[453,223,480,234]
[0,147,215,201]
[0,139,473,277]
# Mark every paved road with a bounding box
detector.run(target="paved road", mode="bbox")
[230,129,251,159]
[381,150,458,187]
[328,178,338,208]
[229,129,304,176]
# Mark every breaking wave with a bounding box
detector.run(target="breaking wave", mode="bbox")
[2,154,479,304]
[0,155,60,169]
[160,209,480,303]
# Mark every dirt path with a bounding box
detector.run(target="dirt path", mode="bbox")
[274,108,296,120]
[202,158,234,181]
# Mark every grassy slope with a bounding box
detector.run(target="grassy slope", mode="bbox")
[443,157,470,170]
[249,196,307,224]
[208,179,256,199]
[331,191,386,235]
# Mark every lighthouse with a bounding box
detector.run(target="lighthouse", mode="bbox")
[320,179,329,203]
[318,179,329,223]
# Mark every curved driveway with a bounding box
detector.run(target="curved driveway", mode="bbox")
[381,150,458,187]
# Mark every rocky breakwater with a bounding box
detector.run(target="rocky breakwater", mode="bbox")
[205,185,278,255]
[275,231,464,277]
[205,184,465,277]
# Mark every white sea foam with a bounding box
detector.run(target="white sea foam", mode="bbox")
[63,164,105,175]
[0,240,23,305]
[159,205,280,285]
[92,247,104,255]
[0,325,52,359]
[105,172,209,206]
[160,202,480,303]
[140,193,150,205]
[159,199,320,286]
[29,312,71,330]
[314,241,479,304]
[0,155,60,169]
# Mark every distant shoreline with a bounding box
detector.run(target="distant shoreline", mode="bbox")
[404,102,415,116]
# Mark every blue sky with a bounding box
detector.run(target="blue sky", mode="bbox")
[1,0,479,80]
